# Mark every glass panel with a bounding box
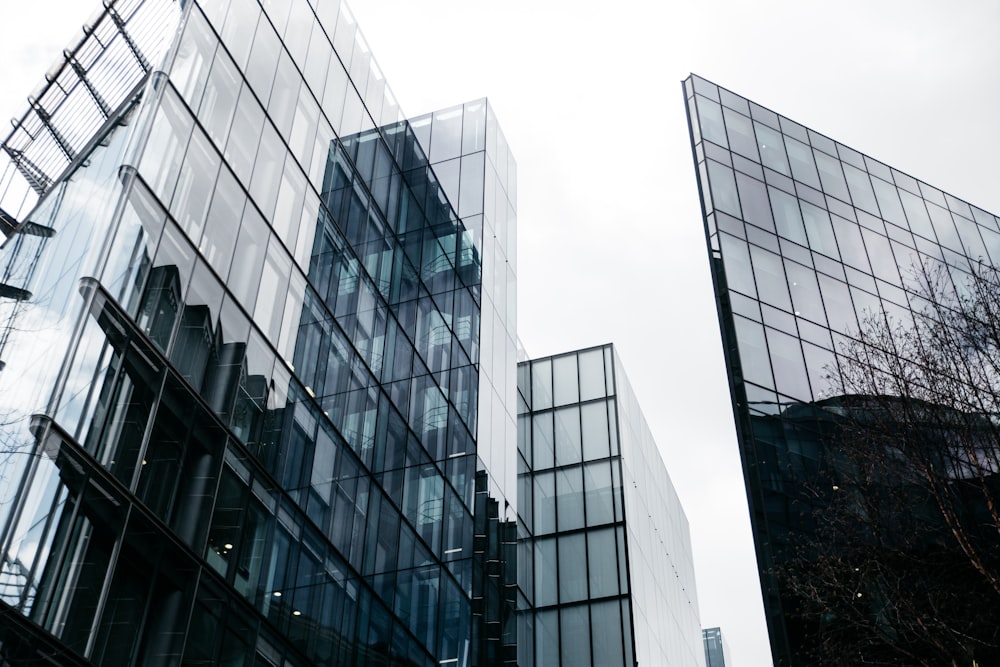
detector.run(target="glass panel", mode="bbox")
[199,164,244,280]
[226,85,266,185]
[583,460,614,526]
[843,163,879,215]
[832,216,870,273]
[172,127,221,242]
[219,0,259,69]
[559,605,591,664]
[554,406,581,466]
[694,96,727,146]
[141,223,195,351]
[534,538,557,607]
[535,609,559,667]
[769,186,806,245]
[249,120,285,218]
[749,245,791,312]
[171,8,216,108]
[587,527,619,598]
[723,106,759,161]
[268,51,301,138]
[552,354,579,407]
[272,156,306,250]
[765,327,811,400]
[870,177,907,228]
[733,315,774,389]
[755,122,789,175]
[458,151,485,218]
[303,20,332,100]
[199,48,241,149]
[557,533,587,603]
[254,236,292,341]
[591,600,625,667]
[818,274,857,332]
[706,160,740,218]
[785,136,821,189]
[719,234,756,298]
[736,172,773,233]
[140,87,193,203]
[462,100,486,153]
[245,14,281,101]
[898,188,934,239]
[580,401,610,461]
[814,150,850,202]
[577,349,605,401]
[533,412,554,470]
[531,359,552,410]
[801,201,839,259]
[556,465,584,531]
[227,205,269,311]
[786,261,825,325]
[534,472,556,534]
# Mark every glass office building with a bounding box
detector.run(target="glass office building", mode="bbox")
[702,627,728,667]
[516,344,704,667]
[0,0,518,664]
[684,73,1000,664]
[0,0,711,664]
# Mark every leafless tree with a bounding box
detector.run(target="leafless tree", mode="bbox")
[778,260,1000,666]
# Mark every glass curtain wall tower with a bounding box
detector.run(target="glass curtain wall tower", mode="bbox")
[685,73,1000,665]
[0,1,517,665]
[516,344,704,667]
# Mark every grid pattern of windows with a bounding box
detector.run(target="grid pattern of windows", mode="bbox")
[685,73,1000,665]
[516,344,703,667]
[0,1,516,665]
[408,100,518,514]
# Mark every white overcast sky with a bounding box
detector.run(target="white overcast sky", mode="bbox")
[2,1,999,665]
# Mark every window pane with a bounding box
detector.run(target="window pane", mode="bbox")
[770,186,806,245]
[723,106,758,161]
[554,406,581,466]
[785,136,820,189]
[533,412,554,470]
[577,349,605,401]
[706,160,740,218]
[580,401,610,461]
[200,164,244,279]
[199,49,241,149]
[556,466,584,532]
[587,527,618,598]
[755,122,789,175]
[250,120,285,218]
[534,538,557,607]
[557,534,587,603]
[227,205,269,311]
[534,472,556,535]
[140,88,193,203]
[552,354,579,407]
[584,460,614,526]
[172,128,221,242]
[226,85,265,185]
[814,150,850,202]
[535,609,559,667]
[531,359,552,410]
[695,95,727,146]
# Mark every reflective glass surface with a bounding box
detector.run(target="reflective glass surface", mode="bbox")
[516,344,703,667]
[686,73,1000,666]
[0,2,516,665]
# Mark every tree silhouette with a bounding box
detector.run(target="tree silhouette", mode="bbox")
[778,260,1000,666]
